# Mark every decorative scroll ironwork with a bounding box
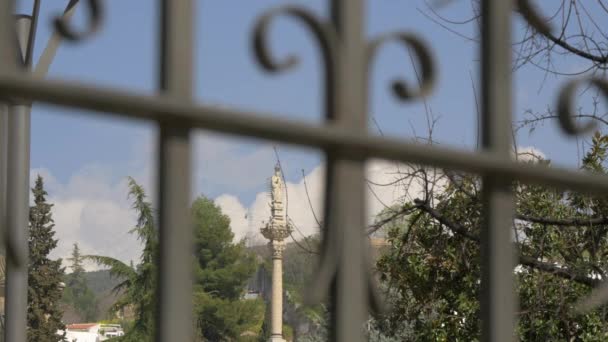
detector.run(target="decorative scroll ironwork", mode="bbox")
[253,7,336,74]
[252,5,337,118]
[557,78,607,136]
[517,0,605,136]
[53,0,103,42]
[367,32,435,100]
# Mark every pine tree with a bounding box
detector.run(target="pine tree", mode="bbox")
[27,175,66,342]
[63,243,98,322]
[191,196,261,340]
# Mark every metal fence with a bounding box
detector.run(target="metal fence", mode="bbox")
[1,0,607,341]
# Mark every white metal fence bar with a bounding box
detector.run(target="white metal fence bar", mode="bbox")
[1,1,31,340]
[0,2,14,341]
[4,102,30,342]
[0,1,14,69]
[0,104,6,259]
[156,0,195,341]
[327,1,368,340]
[480,1,516,341]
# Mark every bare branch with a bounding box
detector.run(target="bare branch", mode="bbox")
[516,214,608,226]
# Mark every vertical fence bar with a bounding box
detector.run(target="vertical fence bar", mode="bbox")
[0,1,14,67]
[0,0,13,257]
[480,1,516,341]
[155,1,195,341]
[0,104,6,341]
[5,105,30,342]
[0,0,9,272]
[0,2,10,338]
[326,1,368,341]
[2,7,31,342]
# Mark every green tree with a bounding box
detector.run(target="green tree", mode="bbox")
[62,243,98,322]
[27,175,66,342]
[88,177,157,341]
[89,183,262,341]
[191,196,261,341]
[375,133,608,341]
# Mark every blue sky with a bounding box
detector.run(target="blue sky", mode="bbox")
[14,0,605,263]
[26,1,594,186]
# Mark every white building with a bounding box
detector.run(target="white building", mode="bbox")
[58,323,124,342]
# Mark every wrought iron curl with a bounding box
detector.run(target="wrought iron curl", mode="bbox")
[367,32,436,100]
[53,0,103,42]
[557,78,606,135]
[516,0,551,36]
[252,6,336,78]
[517,0,603,136]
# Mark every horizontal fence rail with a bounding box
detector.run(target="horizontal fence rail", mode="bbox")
[0,74,607,195]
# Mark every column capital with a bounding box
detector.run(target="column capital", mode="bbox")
[270,241,285,259]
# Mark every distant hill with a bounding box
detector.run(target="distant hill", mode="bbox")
[82,270,122,297]
[60,239,388,325]
[61,269,123,323]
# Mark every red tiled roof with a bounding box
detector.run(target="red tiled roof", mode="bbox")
[66,323,98,330]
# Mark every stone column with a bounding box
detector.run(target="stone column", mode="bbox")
[262,164,291,342]
[270,242,285,342]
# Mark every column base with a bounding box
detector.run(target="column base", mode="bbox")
[269,334,286,342]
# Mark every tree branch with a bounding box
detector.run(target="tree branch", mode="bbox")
[518,254,601,287]
[538,29,608,64]
[516,214,608,226]
[414,199,480,242]
[413,199,602,287]
[367,204,417,235]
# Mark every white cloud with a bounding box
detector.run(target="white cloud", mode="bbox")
[193,133,276,194]
[29,132,275,270]
[515,146,546,162]
[215,159,424,243]
[30,167,140,271]
[214,194,249,240]
[30,131,439,269]
[30,130,273,269]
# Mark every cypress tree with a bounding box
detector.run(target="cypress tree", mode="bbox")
[63,243,98,322]
[67,244,84,277]
[27,175,66,342]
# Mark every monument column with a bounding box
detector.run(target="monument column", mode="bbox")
[261,164,291,342]
[270,241,285,342]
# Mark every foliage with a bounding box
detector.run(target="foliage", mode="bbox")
[87,177,156,341]
[89,184,261,341]
[297,316,411,342]
[27,175,66,342]
[77,270,122,302]
[191,196,260,340]
[281,236,319,302]
[375,134,608,341]
[62,243,98,322]
[194,292,265,341]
